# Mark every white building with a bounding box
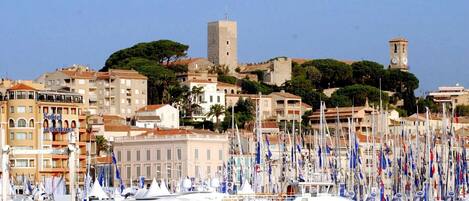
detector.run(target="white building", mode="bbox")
[135,104,179,129]
[183,80,225,123]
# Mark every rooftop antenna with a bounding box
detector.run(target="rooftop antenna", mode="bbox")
[224,5,229,20]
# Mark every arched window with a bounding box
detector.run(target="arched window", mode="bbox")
[64,120,69,128]
[231,89,234,94]
[29,119,34,128]
[43,120,49,128]
[18,119,27,127]
[71,121,76,128]
[394,44,398,53]
[9,119,15,128]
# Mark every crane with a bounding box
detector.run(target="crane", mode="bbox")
[1,126,79,201]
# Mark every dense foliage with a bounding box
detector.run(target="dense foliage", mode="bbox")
[101,40,189,105]
[329,84,389,107]
[221,98,255,131]
[456,105,469,116]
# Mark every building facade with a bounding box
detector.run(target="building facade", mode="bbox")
[182,80,225,123]
[269,91,303,122]
[389,37,409,71]
[112,129,228,186]
[207,20,238,74]
[428,85,469,106]
[225,94,273,120]
[240,57,292,86]
[40,67,148,118]
[0,83,93,188]
[96,69,148,118]
[135,104,179,129]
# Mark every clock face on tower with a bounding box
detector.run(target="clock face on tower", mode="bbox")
[391,57,398,65]
[403,58,408,65]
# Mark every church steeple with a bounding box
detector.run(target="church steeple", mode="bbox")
[389,37,409,71]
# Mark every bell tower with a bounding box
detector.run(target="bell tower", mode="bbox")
[389,37,408,71]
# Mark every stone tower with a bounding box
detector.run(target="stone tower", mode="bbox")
[207,20,238,74]
[389,37,408,71]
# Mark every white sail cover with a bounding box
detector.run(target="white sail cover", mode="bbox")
[144,178,164,197]
[89,179,109,199]
[0,177,15,196]
[159,179,171,195]
[237,180,254,194]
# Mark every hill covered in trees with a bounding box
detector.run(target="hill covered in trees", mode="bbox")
[101,39,420,117]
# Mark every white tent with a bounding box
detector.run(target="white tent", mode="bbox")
[144,178,164,197]
[159,179,171,195]
[89,179,109,199]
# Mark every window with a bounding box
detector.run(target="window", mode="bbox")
[177,164,182,178]
[135,89,139,95]
[9,119,15,128]
[217,96,220,103]
[394,44,398,53]
[147,150,151,161]
[127,151,131,161]
[156,164,162,178]
[167,149,172,160]
[10,106,14,113]
[126,80,131,86]
[15,159,29,167]
[207,150,211,160]
[29,119,34,128]
[136,165,141,176]
[219,149,223,160]
[29,106,33,113]
[18,119,27,127]
[195,166,200,177]
[78,79,85,84]
[207,166,211,177]
[226,40,230,45]
[167,164,172,179]
[177,149,182,160]
[126,166,131,179]
[15,132,28,140]
[10,132,14,140]
[156,150,161,160]
[136,150,141,161]
[146,165,151,177]
[226,52,229,56]
[117,151,122,162]
[210,96,213,103]
[194,149,199,160]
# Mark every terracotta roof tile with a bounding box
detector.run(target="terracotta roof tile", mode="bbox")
[60,70,96,79]
[97,69,147,80]
[8,83,37,91]
[136,104,165,112]
[270,91,301,99]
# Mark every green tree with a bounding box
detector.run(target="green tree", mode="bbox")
[218,75,238,85]
[416,97,438,113]
[95,135,109,155]
[221,98,255,130]
[329,84,389,107]
[351,60,385,86]
[303,59,353,88]
[103,40,188,70]
[206,104,225,131]
[456,105,469,116]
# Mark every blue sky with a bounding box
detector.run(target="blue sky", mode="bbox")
[1,1,468,94]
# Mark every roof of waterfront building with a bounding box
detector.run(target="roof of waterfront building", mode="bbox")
[8,83,37,91]
[136,104,166,112]
[269,91,301,99]
[97,69,147,80]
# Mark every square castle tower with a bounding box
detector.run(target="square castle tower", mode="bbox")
[207,20,238,74]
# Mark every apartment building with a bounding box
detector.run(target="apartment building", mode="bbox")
[269,90,303,122]
[428,84,469,106]
[225,93,273,120]
[0,83,94,188]
[112,129,228,186]
[39,66,148,118]
[135,104,180,129]
[39,65,98,115]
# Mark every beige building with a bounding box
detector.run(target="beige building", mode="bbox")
[240,57,292,86]
[112,129,228,185]
[428,84,469,106]
[217,82,241,95]
[0,83,94,187]
[225,94,273,120]
[38,65,99,115]
[269,91,303,122]
[208,20,238,74]
[96,69,148,118]
[39,66,148,118]
[176,72,218,83]
[169,58,214,72]
[389,37,409,71]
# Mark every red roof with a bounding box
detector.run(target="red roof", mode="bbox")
[60,70,96,79]
[8,83,37,91]
[136,104,165,112]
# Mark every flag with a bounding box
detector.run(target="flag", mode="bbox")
[265,134,272,160]
[98,167,104,186]
[139,176,145,188]
[318,146,322,168]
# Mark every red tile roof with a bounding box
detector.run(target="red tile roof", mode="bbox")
[60,70,96,79]
[97,69,147,80]
[136,104,165,112]
[270,91,301,99]
[8,83,37,91]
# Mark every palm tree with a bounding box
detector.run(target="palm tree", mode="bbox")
[95,135,109,155]
[206,104,225,131]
